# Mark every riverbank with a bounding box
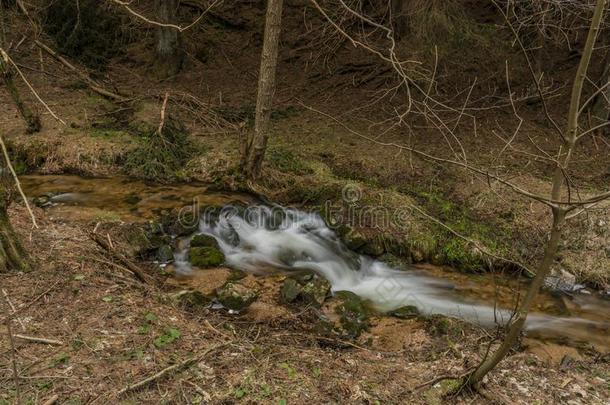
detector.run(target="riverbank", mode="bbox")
[1,205,609,403]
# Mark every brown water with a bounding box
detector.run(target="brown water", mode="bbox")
[21,175,254,223]
[21,175,610,352]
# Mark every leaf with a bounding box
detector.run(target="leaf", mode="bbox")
[278,399,287,405]
[279,362,297,379]
[137,324,151,335]
[102,295,113,302]
[154,328,181,348]
[234,387,247,399]
[312,367,322,378]
[73,274,85,281]
[144,312,157,323]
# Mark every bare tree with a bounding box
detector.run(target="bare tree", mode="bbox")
[309,0,610,390]
[0,0,40,133]
[466,0,609,386]
[240,0,284,180]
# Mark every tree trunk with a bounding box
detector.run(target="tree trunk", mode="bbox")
[241,0,283,181]
[466,0,607,387]
[153,0,183,78]
[0,0,40,133]
[0,162,30,273]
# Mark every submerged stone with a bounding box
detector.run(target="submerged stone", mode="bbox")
[388,305,420,319]
[189,246,225,268]
[216,282,257,311]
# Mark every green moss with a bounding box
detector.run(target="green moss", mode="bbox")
[189,246,224,268]
[334,291,374,338]
[191,234,219,248]
[266,147,313,175]
[216,282,257,311]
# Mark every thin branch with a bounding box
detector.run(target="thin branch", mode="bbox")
[0,132,38,228]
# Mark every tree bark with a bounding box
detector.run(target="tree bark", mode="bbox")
[0,163,30,273]
[466,0,607,387]
[0,0,40,133]
[153,0,183,78]
[241,0,283,181]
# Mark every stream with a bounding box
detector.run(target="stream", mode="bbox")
[22,175,610,351]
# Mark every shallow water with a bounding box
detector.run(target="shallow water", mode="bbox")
[22,175,610,351]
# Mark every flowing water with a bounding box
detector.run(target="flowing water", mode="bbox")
[22,175,610,351]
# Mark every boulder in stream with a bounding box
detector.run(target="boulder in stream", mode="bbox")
[189,246,225,268]
[191,234,220,249]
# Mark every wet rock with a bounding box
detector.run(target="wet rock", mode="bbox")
[388,305,419,319]
[334,291,373,338]
[190,234,219,249]
[378,253,410,270]
[155,245,173,263]
[280,278,301,303]
[544,268,577,292]
[216,282,257,311]
[343,229,367,251]
[300,277,331,307]
[189,246,225,268]
[410,248,426,263]
[361,238,385,257]
[171,290,211,309]
[280,274,330,307]
[33,195,53,208]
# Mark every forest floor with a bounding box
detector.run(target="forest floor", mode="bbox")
[1,2,610,403]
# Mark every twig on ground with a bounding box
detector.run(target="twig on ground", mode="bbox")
[14,334,64,346]
[2,289,26,331]
[117,341,230,396]
[89,231,148,283]
[41,394,59,405]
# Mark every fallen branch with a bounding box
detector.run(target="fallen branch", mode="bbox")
[117,341,230,396]
[34,40,128,102]
[41,394,59,405]
[89,232,148,283]
[14,334,63,346]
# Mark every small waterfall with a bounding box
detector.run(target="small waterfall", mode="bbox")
[175,205,609,342]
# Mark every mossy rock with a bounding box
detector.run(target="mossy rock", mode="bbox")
[360,238,385,257]
[280,278,301,303]
[189,246,225,268]
[300,277,331,307]
[388,305,420,319]
[171,290,211,310]
[378,253,411,270]
[156,245,174,263]
[334,291,374,338]
[342,228,367,251]
[280,274,331,307]
[191,234,219,249]
[216,282,257,311]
